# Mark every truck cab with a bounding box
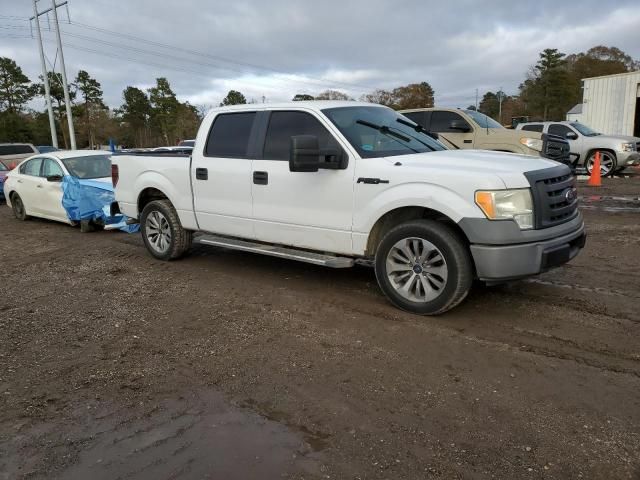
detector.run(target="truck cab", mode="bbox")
[113,102,585,315]
[399,108,570,165]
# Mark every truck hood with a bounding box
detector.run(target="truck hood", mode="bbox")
[387,149,560,188]
[487,128,542,140]
[595,134,640,143]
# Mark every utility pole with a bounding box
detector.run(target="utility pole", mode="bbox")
[31,0,58,148]
[50,0,76,149]
[475,88,478,111]
[497,88,505,124]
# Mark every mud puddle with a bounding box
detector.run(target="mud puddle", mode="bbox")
[4,390,323,480]
[579,194,640,213]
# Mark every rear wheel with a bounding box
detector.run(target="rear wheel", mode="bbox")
[140,199,192,260]
[585,150,616,177]
[10,193,29,221]
[374,220,473,315]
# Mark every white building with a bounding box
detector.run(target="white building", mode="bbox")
[573,70,640,137]
[566,103,583,122]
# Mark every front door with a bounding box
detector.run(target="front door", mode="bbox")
[251,110,355,254]
[191,111,256,239]
[430,111,475,149]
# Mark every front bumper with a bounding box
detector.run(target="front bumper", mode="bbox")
[618,151,640,167]
[469,222,586,283]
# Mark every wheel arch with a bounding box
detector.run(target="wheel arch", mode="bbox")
[137,187,171,215]
[365,206,469,257]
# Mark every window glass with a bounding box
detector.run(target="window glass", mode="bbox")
[263,111,341,160]
[0,162,7,171]
[20,158,43,176]
[463,110,501,129]
[521,124,544,132]
[0,144,36,155]
[61,155,111,179]
[205,112,256,157]
[42,159,64,177]
[570,122,599,136]
[430,111,470,133]
[323,106,445,159]
[401,111,426,128]
[548,124,574,138]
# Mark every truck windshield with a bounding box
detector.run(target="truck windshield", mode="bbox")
[464,110,503,129]
[322,106,446,158]
[570,122,600,137]
[61,155,112,179]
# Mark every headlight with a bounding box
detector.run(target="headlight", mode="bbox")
[519,137,543,152]
[621,142,635,152]
[475,189,534,230]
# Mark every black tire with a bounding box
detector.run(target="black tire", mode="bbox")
[10,193,29,221]
[374,220,473,315]
[140,199,192,260]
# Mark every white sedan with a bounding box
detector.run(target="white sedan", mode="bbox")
[3,150,112,224]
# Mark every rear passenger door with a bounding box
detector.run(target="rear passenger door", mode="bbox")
[251,110,355,254]
[15,158,44,215]
[191,111,257,238]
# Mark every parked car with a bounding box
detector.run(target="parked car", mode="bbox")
[399,108,571,165]
[4,151,112,225]
[0,143,39,170]
[516,121,640,176]
[36,145,60,154]
[112,101,585,315]
[0,161,8,201]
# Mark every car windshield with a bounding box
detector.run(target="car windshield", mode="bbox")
[322,106,446,158]
[61,155,111,179]
[464,110,503,129]
[570,122,600,136]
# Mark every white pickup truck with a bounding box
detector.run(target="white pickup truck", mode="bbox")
[112,101,586,315]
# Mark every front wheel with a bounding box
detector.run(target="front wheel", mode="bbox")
[585,151,616,177]
[374,220,473,315]
[140,199,192,260]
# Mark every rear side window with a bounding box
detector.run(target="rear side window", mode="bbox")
[263,111,341,160]
[205,112,256,158]
[521,124,543,132]
[548,124,574,137]
[20,158,43,176]
[0,144,35,155]
[402,111,426,128]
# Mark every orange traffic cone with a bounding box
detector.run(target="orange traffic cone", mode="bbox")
[587,151,601,187]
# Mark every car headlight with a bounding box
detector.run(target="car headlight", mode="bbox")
[519,137,543,152]
[620,142,635,152]
[475,189,534,230]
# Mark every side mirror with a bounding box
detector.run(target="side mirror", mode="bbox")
[46,174,63,182]
[566,132,578,140]
[289,135,321,172]
[450,120,472,132]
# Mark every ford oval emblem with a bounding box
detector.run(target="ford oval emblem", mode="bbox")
[565,188,577,203]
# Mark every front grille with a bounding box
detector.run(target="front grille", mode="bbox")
[524,165,579,229]
[541,133,571,165]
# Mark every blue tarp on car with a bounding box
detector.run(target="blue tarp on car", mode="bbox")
[61,176,139,233]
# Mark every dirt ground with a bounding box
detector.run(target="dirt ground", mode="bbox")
[1,175,639,480]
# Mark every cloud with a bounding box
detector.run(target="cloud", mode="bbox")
[0,0,638,109]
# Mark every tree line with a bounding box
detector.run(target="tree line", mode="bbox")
[1,44,638,147]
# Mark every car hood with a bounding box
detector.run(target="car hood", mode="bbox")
[596,134,640,142]
[386,149,561,188]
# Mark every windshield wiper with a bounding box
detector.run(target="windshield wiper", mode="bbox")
[392,120,437,151]
[356,119,411,142]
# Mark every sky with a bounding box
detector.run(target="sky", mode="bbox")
[1,0,639,111]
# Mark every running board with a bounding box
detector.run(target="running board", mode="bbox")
[195,235,355,268]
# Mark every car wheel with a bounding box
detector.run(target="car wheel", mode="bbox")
[374,220,473,315]
[10,193,29,221]
[585,151,616,177]
[140,199,192,260]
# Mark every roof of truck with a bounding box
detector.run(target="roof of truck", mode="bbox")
[209,101,384,112]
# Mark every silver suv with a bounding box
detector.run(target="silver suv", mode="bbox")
[516,121,640,176]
